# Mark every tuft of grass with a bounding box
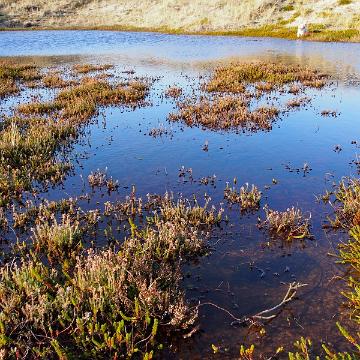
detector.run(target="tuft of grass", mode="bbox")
[0,61,41,82]
[205,62,328,93]
[0,78,19,98]
[73,63,114,74]
[286,97,310,108]
[260,206,312,241]
[0,117,75,205]
[32,214,83,265]
[165,86,183,98]
[0,61,41,98]
[169,95,279,132]
[43,72,72,88]
[224,182,262,211]
[88,169,119,192]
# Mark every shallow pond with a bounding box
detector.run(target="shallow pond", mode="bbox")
[1,30,360,358]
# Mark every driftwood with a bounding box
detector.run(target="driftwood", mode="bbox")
[197,282,307,328]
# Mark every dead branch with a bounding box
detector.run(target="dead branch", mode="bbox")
[197,281,307,325]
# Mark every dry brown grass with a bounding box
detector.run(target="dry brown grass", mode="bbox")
[43,72,72,88]
[1,0,359,39]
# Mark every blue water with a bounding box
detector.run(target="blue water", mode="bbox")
[1,30,360,357]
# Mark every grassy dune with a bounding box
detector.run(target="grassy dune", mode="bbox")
[0,0,360,41]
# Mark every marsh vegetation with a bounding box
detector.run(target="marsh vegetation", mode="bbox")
[0,38,359,359]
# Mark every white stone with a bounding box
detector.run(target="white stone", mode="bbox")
[297,23,308,38]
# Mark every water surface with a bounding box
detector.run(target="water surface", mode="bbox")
[1,30,360,358]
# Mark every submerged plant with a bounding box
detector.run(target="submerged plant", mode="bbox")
[260,206,312,241]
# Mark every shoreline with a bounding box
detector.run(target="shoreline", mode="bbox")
[0,24,359,43]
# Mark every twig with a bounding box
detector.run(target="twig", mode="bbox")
[253,282,307,320]
[196,282,307,325]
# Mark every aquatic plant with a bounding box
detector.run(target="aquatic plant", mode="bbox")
[19,77,149,120]
[0,78,19,98]
[0,191,222,358]
[321,109,338,117]
[0,61,41,82]
[204,62,328,93]
[43,72,72,88]
[73,63,114,74]
[260,206,312,241]
[0,117,75,205]
[88,169,119,192]
[0,61,41,98]
[165,86,183,98]
[169,95,279,131]
[224,182,261,211]
[0,71,150,206]
[286,97,310,108]
[32,214,83,265]
[148,125,172,137]
[326,178,360,229]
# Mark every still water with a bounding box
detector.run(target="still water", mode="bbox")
[1,30,360,358]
